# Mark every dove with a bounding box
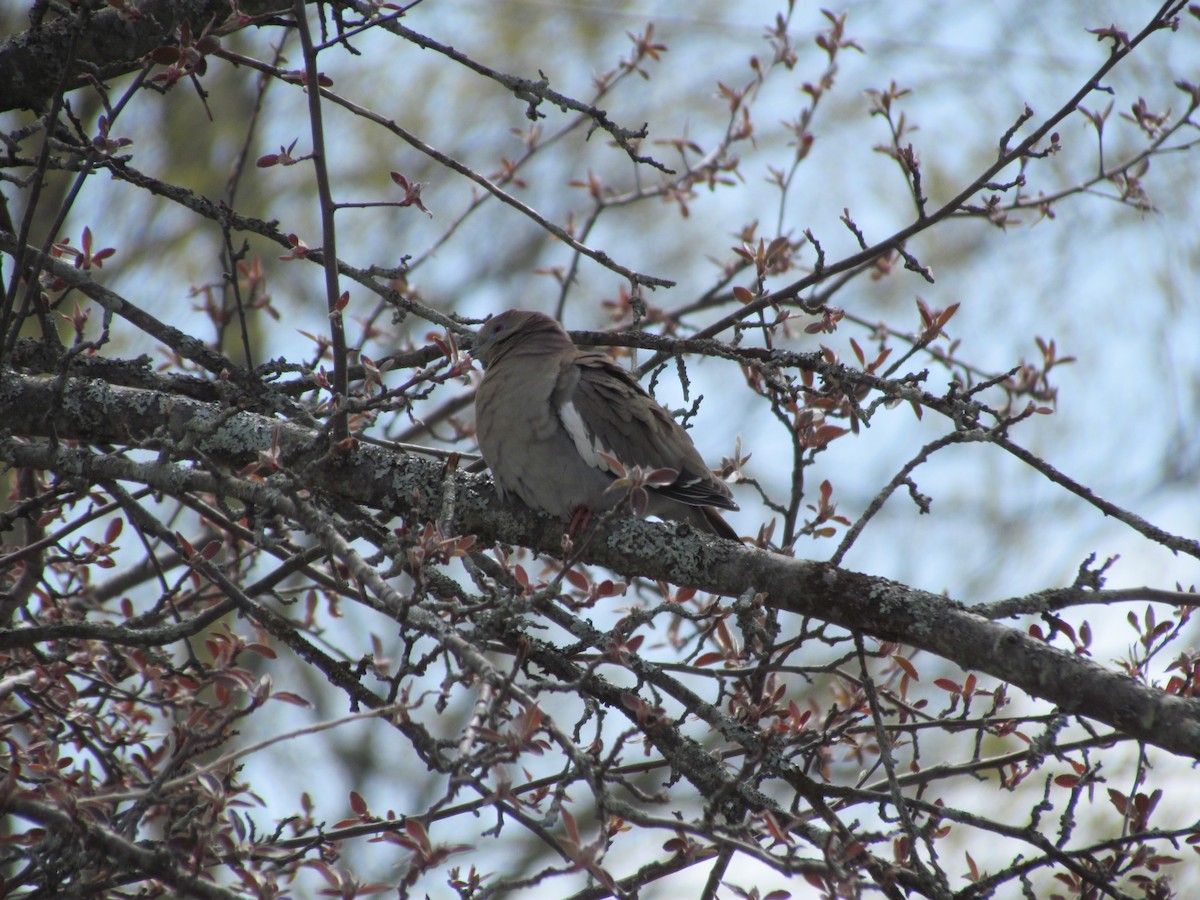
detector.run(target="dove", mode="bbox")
[472,309,738,539]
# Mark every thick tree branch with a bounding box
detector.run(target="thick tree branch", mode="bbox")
[5,797,245,899]
[2,370,1197,760]
[0,0,289,113]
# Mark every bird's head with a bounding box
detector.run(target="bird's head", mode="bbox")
[470,309,572,369]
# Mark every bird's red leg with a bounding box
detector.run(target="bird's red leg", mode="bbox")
[567,505,593,537]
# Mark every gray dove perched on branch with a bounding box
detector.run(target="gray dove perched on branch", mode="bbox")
[472,309,739,540]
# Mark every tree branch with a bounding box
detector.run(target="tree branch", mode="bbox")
[5,797,245,899]
[0,0,290,114]
[2,370,1197,760]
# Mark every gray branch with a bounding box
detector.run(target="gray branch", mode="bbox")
[0,0,288,113]
[2,370,1198,760]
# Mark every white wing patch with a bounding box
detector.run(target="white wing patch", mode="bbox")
[559,399,616,473]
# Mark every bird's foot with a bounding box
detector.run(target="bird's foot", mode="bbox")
[567,505,593,538]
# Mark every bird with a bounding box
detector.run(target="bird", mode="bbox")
[471,309,739,540]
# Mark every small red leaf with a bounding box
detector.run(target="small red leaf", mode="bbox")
[514,565,530,589]
[891,655,919,680]
[271,692,314,707]
[105,517,124,544]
